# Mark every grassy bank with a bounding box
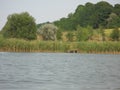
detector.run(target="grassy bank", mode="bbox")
[0,37,69,52]
[0,36,120,54]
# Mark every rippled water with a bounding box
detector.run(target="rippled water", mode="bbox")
[0,52,120,90]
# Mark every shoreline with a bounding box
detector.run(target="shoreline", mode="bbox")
[0,49,120,54]
[0,38,120,54]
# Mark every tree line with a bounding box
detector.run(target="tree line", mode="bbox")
[54,1,120,30]
[0,1,120,41]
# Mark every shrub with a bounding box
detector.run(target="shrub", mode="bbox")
[110,28,120,41]
[2,12,37,40]
[37,23,58,41]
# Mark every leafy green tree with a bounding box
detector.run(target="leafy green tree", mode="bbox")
[93,1,113,28]
[54,16,75,31]
[76,25,93,41]
[107,13,120,28]
[74,3,95,28]
[66,32,74,42]
[2,12,37,40]
[37,23,58,41]
[56,29,62,40]
[73,5,85,27]
[110,28,120,41]
[86,25,93,40]
[114,4,120,16]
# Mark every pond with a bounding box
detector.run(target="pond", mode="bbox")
[0,52,120,90]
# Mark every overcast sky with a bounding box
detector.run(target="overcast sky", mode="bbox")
[0,0,120,30]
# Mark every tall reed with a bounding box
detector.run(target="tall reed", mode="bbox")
[0,36,120,54]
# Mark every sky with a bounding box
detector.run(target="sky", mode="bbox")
[0,0,120,30]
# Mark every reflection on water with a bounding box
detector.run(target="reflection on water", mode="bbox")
[0,52,120,90]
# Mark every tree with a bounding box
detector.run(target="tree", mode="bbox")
[37,23,58,41]
[2,12,37,40]
[74,2,95,27]
[76,25,92,41]
[73,5,85,27]
[110,28,120,41]
[56,29,62,40]
[107,13,120,28]
[114,4,120,16]
[93,1,113,28]
[54,17,75,31]
[66,32,74,42]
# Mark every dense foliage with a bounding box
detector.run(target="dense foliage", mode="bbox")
[37,23,58,41]
[110,28,120,41]
[56,29,62,40]
[2,12,37,40]
[66,32,74,42]
[54,1,120,30]
[76,26,93,41]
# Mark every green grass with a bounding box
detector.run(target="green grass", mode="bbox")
[0,36,69,52]
[0,34,120,54]
[0,39,120,54]
[76,41,120,53]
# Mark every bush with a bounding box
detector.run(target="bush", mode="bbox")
[37,23,58,41]
[56,29,62,40]
[66,32,74,42]
[76,25,92,41]
[110,28,120,41]
[2,12,37,40]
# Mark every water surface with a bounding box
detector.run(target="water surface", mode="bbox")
[0,52,120,90]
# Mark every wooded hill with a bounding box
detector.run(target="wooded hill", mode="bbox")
[52,1,120,30]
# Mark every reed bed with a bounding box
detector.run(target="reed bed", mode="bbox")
[76,41,120,54]
[0,36,120,54]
